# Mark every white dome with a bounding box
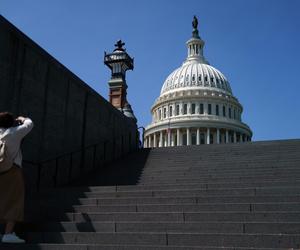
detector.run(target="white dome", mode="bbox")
[144,16,252,148]
[160,62,232,96]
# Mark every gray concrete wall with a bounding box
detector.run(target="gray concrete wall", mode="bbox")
[0,15,138,191]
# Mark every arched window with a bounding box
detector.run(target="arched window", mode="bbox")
[191,103,196,114]
[216,104,219,116]
[183,104,187,114]
[208,104,212,115]
[176,104,180,115]
[200,103,204,114]
[221,81,225,89]
[216,79,220,88]
[185,75,189,82]
[204,75,209,86]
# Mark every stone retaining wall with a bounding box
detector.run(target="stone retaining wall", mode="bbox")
[0,15,138,191]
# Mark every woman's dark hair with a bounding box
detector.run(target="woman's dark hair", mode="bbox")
[0,112,14,128]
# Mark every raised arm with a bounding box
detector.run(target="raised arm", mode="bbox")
[12,117,34,139]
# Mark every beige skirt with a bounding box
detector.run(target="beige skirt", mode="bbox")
[0,165,25,222]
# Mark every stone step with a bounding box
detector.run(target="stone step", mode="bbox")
[37,187,300,199]
[21,221,300,234]
[140,167,300,175]
[32,194,300,206]
[145,161,300,166]
[24,232,300,248]
[146,153,300,158]
[145,159,300,165]
[147,152,300,157]
[26,202,300,222]
[26,202,300,218]
[138,174,300,182]
[144,159,300,164]
[144,155,300,160]
[0,243,289,250]
[83,175,300,186]
[138,176,300,184]
[39,179,300,193]
[39,211,300,223]
[37,202,300,213]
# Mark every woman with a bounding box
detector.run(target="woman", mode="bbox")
[0,112,34,244]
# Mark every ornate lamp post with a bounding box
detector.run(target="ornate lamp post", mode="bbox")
[104,40,134,111]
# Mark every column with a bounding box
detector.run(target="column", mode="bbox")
[206,128,210,144]
[225,130,229,143]
[217,129,220,144]
[177,129,180,146]
[166,106,169,119]
[171,132,175,146]
[144,137,147,148]
[196,128,200,145]
[239,133,242,143]
[172,104,175,117]
[187,128,190,145]
[153,133,156,147]
[167,129,171,147]
[180,102,183,115]
[148,135,151,148]
[159,131,163,147]
[187,103,191,114]
[204,102,208,115]
[164,133,167,147]
[233,131,237,143]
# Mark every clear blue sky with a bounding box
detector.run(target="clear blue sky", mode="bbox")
[1,0,300,141]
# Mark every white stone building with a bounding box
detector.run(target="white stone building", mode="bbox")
[144,17,252,148]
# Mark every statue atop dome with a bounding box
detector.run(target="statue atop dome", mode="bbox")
[192,15,198,29]
[192,16,200,38]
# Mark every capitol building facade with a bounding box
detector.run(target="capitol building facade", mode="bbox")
[144,17,252,148]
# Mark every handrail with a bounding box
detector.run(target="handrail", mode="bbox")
[23,139,110,191]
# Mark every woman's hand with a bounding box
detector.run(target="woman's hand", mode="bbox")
[16,116,26,123]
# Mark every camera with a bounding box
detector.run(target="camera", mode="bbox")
[15,119,23,126]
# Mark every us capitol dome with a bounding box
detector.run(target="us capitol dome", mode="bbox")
[144,16,252,147]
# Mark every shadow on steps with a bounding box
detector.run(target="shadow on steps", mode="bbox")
[0,149,150,243]
[70,148,151,186]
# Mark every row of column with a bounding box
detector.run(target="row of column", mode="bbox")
[154,102,242,122]
[144,128,250,148]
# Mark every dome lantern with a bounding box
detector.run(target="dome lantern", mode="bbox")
[185,16,208,64]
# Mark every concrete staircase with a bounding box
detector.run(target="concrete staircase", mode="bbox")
[2,139,300,249]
